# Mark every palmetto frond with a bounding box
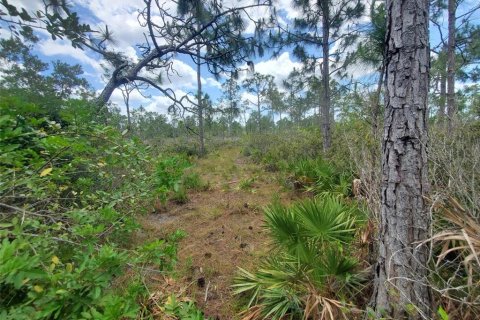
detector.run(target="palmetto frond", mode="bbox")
[264,195,362,256]
[429,196,480,302]
[295,195,358,244]
[290,158,353,196]
[264,202,303,252]
[235,195,366,319]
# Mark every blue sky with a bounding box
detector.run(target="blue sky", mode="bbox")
[5,0,308,116]
[2,0,479,117]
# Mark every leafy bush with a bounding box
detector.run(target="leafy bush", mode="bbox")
[243,129,322,171]
[0,231,138,320]
[0,95,198,319]
[154,155,191,205]
[233,195,367,319]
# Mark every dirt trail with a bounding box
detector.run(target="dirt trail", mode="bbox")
[138,146,298,319]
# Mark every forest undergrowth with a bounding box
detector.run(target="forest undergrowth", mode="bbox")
[137,145,302,319]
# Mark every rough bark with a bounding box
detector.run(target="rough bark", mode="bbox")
[446,0,456,131]
[371,0,432,318]
[321,0,331,152]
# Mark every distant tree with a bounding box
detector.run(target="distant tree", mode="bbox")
[354,0,386,136]
[220,77,241,136]
[177,0,211,155]
[0,35,49,95]
[240,99,251,131]
[246,111,274,132]
[242,72,274,131]
[265,82,287,123]
[287,0,364,151]
[282,69,306,124]
[49,61,90,99]
[130,109,174,140]
[202,93,215,132]
[430,46,448,123]
[371,0,432,318]
[431,0,480,128]
[0,34,90,118]
[119,84,135,130]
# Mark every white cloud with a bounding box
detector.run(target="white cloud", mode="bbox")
[275,0,304,20]
[205,77,222,89]
[37,38,104,73]
[253,52,303,87]
[241,92,259,106]
[161,59,198,90]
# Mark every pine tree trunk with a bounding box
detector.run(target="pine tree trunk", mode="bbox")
[257,92,261,132]
[321,0,331,152]
[372,62,385,138]
[371,0,432,318]
[439,60,446,124]
[446,0,456,131]
[97,78,120,107]
[196,42,205,156]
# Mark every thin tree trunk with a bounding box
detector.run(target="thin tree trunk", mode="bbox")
[446,0,456,131]
[196,42,205,156]
[438,62,446,123]
[321,0,331,152]
[371,0,432,318]
[372,62,385,138]
[257,92,261,132]
[126,100,131,129]
[122,85,132,130]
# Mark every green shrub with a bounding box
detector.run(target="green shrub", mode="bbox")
[243,129,322,170]
[154,155,191,205]
[163,295,212,319]
[0,95,199,319]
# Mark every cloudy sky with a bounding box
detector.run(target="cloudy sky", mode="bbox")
[5,0,315,116]
[5,0,478,117]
